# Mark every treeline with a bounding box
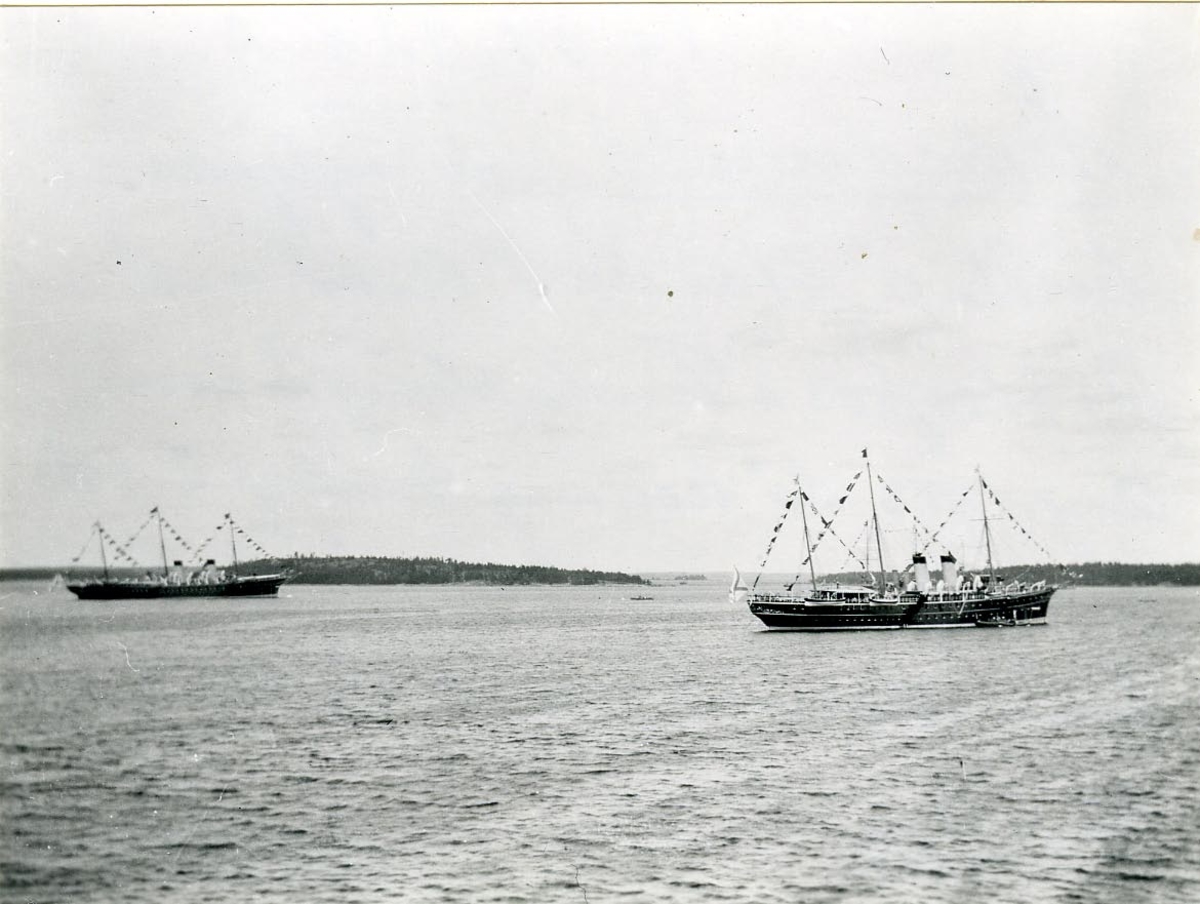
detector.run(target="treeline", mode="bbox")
[6,560,1197,587]
[1,556,649,586]
[251,555,649,586]
[1055,562,1200,587]
[820,562,1200,587]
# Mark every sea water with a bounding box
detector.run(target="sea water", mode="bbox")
[1,581,1198,903]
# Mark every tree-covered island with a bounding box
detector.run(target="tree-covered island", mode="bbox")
[244,555,651,586]
[6,555,650,585]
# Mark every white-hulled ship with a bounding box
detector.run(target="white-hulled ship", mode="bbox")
[66,510,287,600]
[732,450,1058,630]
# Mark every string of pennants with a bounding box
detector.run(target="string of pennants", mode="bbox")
[69,510,161,566]
[69,529,97,565]
[190,515,274,562]
[789,461,952,584]
[751,472,875,591]
[154,508,197,557]
[94,523,141,566]
[224,514,274,560]
[787,516,872,590]
[979,476,1058,563]
[920,482,975,556]
[751,479,801,590]
[748,459,1063,589]
[787,495,870,588]
[835,519,873,575]
[873,471,935,543]
[119,510,156,555]
[190,526,221,563]
[799,469,865,566]
[71,509,274,568]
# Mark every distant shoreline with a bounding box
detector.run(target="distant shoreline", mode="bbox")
[1,555,651,587]
[4,560,1200,588]
[1,575,653,588]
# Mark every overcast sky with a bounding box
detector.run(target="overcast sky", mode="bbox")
[2,4,1197,573]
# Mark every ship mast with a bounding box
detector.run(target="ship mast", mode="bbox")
[864,450,887,595]
[978,469,996,588]
[97,522,110,580]
[798,482,818,591]
[864,521,871,582]
[227,513,239,576]
[156,507,169,577]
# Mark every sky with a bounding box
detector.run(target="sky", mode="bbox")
[2,4,1198,573]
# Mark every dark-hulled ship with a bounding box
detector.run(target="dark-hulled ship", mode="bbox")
[67,567,288,600]
[66,510,288,600]
[733,450,1058,630]
[738,553,1055,630]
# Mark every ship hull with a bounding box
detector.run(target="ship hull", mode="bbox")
[748,587,1055,631]
[66,575,288,600]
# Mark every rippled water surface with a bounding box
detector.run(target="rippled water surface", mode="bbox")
[2,581,1199,903]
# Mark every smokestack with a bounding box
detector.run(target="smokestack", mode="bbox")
[941,553,958,590]
[912,553,931,592]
